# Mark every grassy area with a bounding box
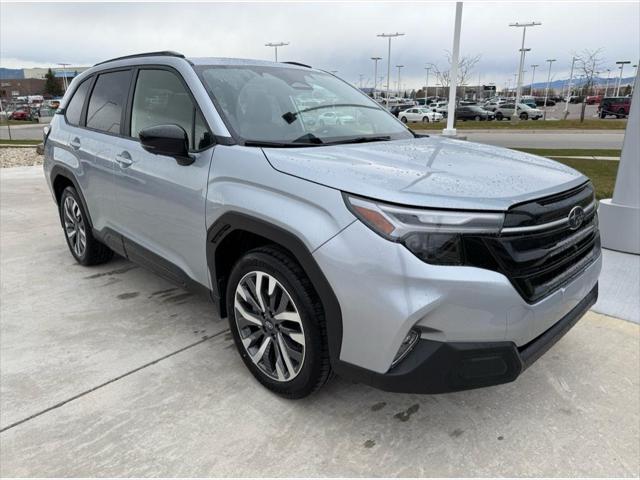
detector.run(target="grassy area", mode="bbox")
[0,119,40,126]
[410,119,627,130]
[514,148,621,157]
[549,158,618,200]
[0,139,42,146]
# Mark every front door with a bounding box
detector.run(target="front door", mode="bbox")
[110,67,215,288]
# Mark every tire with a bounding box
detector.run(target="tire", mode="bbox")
[520,112,528,120]
[532,117,539,121]
[474,115,481,121]
[401,116,408,123]
[618,108,626,118]
[422,116,429,123]
[59,186,113,266]
[226,246,331,399]
[600,112,606,119]
[495,112,504,120]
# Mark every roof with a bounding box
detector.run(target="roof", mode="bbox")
[187,57,310,69]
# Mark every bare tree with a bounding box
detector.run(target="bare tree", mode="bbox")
[428,52,481,96]
[573,48,605,122]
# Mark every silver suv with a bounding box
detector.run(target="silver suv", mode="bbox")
[44,52,601,398]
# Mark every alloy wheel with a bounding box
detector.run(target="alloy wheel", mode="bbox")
[234,271,305,382]
[63,196,86,257]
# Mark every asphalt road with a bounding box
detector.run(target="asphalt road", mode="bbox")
[1,166,638,477]
[0,123,45,141]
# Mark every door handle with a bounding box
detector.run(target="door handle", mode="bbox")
[115,151,133,167]
[69,137,81,150]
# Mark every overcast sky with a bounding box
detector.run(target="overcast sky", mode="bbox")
[1,1,638,89]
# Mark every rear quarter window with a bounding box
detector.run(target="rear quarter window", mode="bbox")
[65,78,92,126]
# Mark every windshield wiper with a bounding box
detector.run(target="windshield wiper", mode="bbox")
[244,139,321,148]
[325,135,391,145]
[292,133,323,144]
[282,103,381,124]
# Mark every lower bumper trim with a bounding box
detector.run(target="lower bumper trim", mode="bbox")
[335,283,598,394]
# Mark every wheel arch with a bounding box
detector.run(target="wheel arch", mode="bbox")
[50,165,94,230]
[207,211,343,365]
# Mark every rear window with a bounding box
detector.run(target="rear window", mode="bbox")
[65,78,92,126]
[86,70,131,134]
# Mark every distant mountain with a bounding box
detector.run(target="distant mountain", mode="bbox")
[529,76,635,90]
[0,68,24,80]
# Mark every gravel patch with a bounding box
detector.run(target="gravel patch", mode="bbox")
[1,148,42,168]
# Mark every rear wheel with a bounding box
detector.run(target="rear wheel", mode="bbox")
[474,115,481,121]
[617,108,626,118]
[226,247,331,398]
[495,112,504,120]
[520,112,528,120]
[422,116,429,123]
[401,116,408,123]
[59,186,113,266]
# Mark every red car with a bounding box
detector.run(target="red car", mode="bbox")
[586,95,602,105]
[9,110,31,121]
[598,97,631,118]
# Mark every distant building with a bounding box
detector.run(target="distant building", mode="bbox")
[23,66,89,80]
[0,79,47,102]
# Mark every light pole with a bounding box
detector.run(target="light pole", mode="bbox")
[377,32,405,108]
[604,68,612,96]
[371,57,382,99]
[57,63,70,92]
[265,42,289,62]
[631,64,638,95]
[396,65,404,98]
[424,66,431,100]
[512,73,518,98]
[509,21,541,121]
[543,58,556,120]
[530,64,539,95]
[563,56,576,119]
[615,61,631,96]
[443,1,463,137]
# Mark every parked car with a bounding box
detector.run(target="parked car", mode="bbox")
[598,97,631,118]
[44,52,601,398]
[586,95,602,105]
[495,103,543,120]
[399,107,443,123]
[483,99,506,111]
[317,111,355,126]
[534,97,556,107]
[455,105,495,121]
[568,95,584,104]
[390,104,416,117]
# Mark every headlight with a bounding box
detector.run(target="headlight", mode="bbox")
[344,194,504,265]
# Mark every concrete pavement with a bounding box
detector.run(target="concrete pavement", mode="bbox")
[433,130,625,149]
[1,166,639,477]
[0,123,45,141]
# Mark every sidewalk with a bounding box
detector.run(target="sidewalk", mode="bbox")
[593,249,640,324]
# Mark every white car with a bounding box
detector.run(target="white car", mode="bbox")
[495,103,543,121]
[317,111,355,126]
[483,99,507,112]
[399,107,443,123]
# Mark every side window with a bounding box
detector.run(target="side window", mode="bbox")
[65,78,92,126]
[86,70,131,134]
[131,69,213,150]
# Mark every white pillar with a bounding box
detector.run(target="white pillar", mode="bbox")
[443,2,463,137]
[598,73,640,254]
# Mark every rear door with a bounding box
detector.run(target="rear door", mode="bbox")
[109,66,215,288]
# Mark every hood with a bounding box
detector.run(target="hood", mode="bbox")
[263,137,586,210]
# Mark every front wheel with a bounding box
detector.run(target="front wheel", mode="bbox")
[520,112,528,120]
[227,247,331,398]
[495,112,504,120]
[422,116,429,123]
[59,186,113,265]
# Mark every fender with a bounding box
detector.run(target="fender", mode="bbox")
[50,165,94,230]
[207,211,343,366]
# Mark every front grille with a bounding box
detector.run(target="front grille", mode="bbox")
[463,182,601,303]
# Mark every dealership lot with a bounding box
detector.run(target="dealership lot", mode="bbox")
[1,166,638,477]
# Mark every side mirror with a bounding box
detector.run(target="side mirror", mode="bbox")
[139,124,194,166]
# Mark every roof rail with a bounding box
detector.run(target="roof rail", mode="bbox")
[94,51,185,66]
[282,61,311,68]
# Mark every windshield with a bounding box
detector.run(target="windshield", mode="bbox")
[195,64,413,146]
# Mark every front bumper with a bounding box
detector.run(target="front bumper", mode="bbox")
[336,283,597,394]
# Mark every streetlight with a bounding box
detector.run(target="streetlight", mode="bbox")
[377,32,405,107]
[371,57,382,99]
[563,56,576,118]
[265,42,289,62]
[615,61,631,96]
[509,21,541,121]
[424,66,431,100]
[631,64,638,95]
[57,63,70,92]
[543,58,556,120]
[396,65,404,98]
[530,64,539,95]
[604,68,612,96]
